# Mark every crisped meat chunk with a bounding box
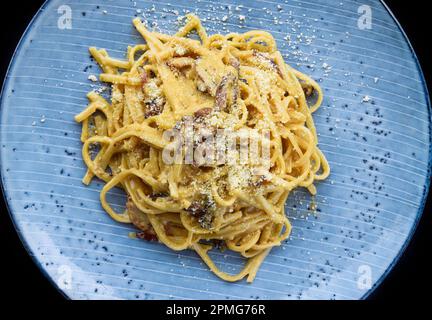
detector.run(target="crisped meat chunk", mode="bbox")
[143,79,165,118]
[193,107,213,119]
[167,57,195,69]
[127,198,158,241]
[195,56,227,96]
[215,73,238,112]
[253,50,283,78]
[185,195,216,229]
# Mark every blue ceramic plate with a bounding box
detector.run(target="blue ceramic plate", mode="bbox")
[1,0,430,300]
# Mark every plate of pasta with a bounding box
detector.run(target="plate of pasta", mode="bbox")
[0,0,430,300]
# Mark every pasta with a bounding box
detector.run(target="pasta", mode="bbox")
[75,14,330,282]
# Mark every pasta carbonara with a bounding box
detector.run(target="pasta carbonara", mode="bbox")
[75,14,330,282]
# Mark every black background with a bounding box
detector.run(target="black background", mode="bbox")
[0,0,430,302]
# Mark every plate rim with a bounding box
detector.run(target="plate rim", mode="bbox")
[359,0,432,299]
[0,0,430,300]
[0,0,70,300]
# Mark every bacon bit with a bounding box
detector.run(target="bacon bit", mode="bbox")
[186,200,206,216]
[215,75,229,111]
[194,107,213,118]
[253,51,283,78]
[195,60,218,96]
[229,58,241,105]
[301,82,314,97]
[167,57,195,69]
[136,231,158,242]
[185,196,216,229]
[140,72,148,86]
[164,222,175,236]
[127,198,158,242]
[215,73,237,112]
[229,57,240,71]
[144,99,163,118]
[149,192,169,201]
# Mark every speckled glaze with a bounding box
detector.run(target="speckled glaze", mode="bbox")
[0,0,430,300]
